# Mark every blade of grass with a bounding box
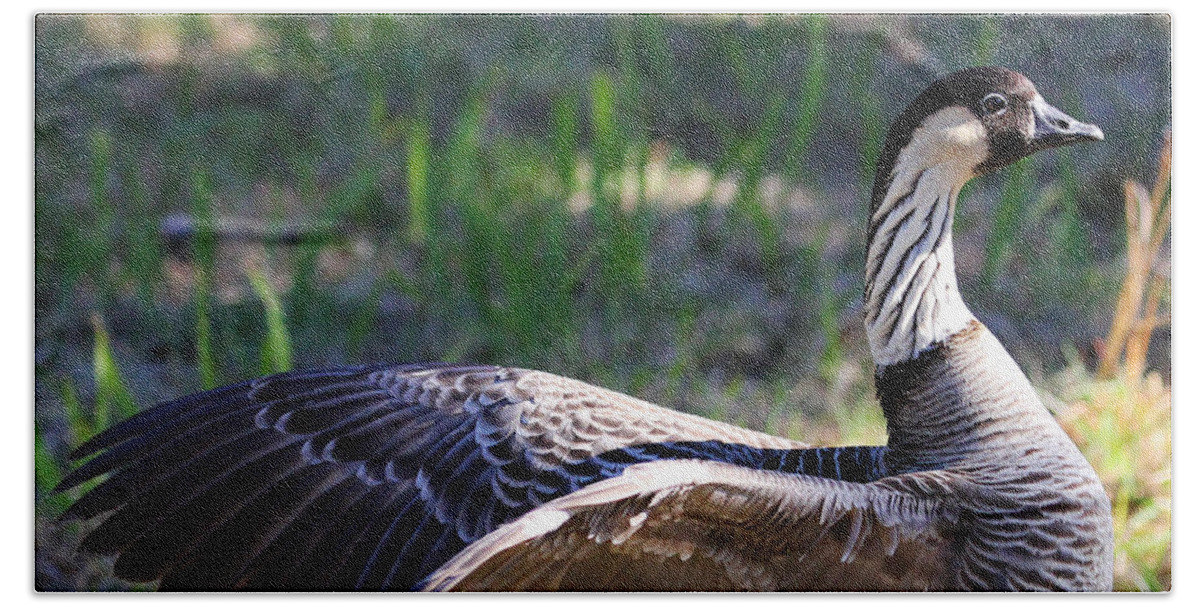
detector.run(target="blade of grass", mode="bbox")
[286,153,335,334]
[484,135,581,361]
[549,90,580,199]
[814,230,845,382]
[590,70,620,209]
[406,105,433,246]
[782,14,829,185]
[733,90,786,275]
[589,70,647,321]
[190,168,218,389]
[1048,91,1094,277]
[491,200,540,360]
[542,191,575,349]
[35,427,70,516]
[1144,133,1173,269]
[86,128,115,303]
[346,277,383,359]
[970,16,999,66]
[443,85,493,332]
[981,156,1033,287]
[91,313,139,429]
[118,145,162,309]
[247,266,294,375]
[1043,148,1093,301]
[545,92,579,342]
[848,35,884,188]
[615,19,651,210]
[636,14,672,120]
[60,377,91,445]
[1123,274,1167,383]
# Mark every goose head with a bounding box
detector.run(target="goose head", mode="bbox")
[871,67,1104,211]
[864,67,1104,367]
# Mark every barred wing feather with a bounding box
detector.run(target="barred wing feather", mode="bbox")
[57,364,806,590]
[423,460,980,591]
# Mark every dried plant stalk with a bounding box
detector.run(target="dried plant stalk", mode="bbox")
[1124,273,1168,383]
[1098,131,1171,380]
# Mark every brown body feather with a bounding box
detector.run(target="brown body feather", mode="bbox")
[425,323,1112,591]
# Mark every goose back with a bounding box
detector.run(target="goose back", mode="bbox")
[423,322,1113,591]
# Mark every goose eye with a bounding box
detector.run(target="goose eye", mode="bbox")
[981,93,1008,115]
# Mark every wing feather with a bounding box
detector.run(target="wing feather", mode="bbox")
[59,364,807,589]
[423,459,971,591]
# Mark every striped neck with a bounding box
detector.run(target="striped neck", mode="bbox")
[864,106,988,367]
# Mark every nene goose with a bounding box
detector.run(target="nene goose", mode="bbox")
[57,67,1113,591]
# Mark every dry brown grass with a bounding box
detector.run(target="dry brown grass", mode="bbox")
[1097,131,1171,381]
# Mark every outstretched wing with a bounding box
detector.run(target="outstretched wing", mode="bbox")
[57,363,806,590]
[423,460,979,591]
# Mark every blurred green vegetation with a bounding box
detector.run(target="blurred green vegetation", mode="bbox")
[34,14,1170,591]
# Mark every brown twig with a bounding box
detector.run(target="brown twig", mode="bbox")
[1098,130,1171,380]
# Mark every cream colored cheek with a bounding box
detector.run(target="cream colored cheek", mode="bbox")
[943,120,988,149]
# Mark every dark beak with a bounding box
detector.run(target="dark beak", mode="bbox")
[1031,96,1104,150]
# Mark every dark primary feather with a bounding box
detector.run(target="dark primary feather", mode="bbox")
[58,363,819,590]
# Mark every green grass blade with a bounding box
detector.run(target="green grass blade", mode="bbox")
[783,14,829,185]
[971,16,1000,66]
[118,146,162,308]
[542,198,574,349]
[60,377,91,444]
[195,288,216,389]
[615,19,650,209]
[190,168,218,389]
[247,266,294,375]
[1049,92,1094,274]
[848,35,884,188]
[87,128,115,301]
[550,90,580,199]
[442,85,492,327]
[406,107,433,245]
[590,71,620,208]
[287,155,337,334]
[589,70,647,316]
[981,156,1033,287]
[733,91,786,273]
[546,93,579,337]
[346,277,383,359]
[90,314,139,430]
[35,427,69,516]
[814,231,845,382]
[34,426,61,494]
[601,67,648,293]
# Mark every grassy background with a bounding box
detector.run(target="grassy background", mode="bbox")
[34,14,1171,591]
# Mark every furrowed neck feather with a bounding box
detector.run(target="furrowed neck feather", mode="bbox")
[865,106,988,367]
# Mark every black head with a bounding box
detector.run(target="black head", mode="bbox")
[871,67,1103,209]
